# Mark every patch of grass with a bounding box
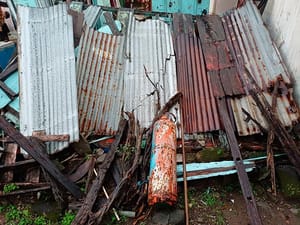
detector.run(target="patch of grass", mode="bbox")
[201,187,223,207]
[61,212,75,225]
[216,211,226,225]
[3,205,51,225]
[3,183,19,193]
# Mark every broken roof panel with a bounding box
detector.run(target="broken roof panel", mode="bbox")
[18,3,79,154]
[124,14,178,129]
[222,0,291,90]
[173,13,221,133]
[231,92,299,136]
[77,27,124,135]
[83,5,102,29]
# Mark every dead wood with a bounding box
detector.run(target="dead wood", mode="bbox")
[267,79,279,195]
[0,116,82,198]
[71,118,127,225]
[2,143,17,182]
[91,125,144,225]
[0,186,50,197]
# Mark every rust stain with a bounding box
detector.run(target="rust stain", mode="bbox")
[148,115,177,206]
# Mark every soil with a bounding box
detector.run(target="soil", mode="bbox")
[181,176,300,225]
[1,175,300,225]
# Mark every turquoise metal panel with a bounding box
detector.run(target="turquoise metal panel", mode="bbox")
[13,0,37,7]
[0,71,19,110]
[9,97,19,112]
[152,0,210,15]
[0,42,16,71]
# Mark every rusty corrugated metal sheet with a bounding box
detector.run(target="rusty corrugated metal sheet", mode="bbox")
[222,0,291,90]
[18,3,79,154]
[231,93,299,136]
[263,0,300,103]
[77,26,124,135]
[221,1,300,136]
[173,13,221,134]
[124,14,178,129]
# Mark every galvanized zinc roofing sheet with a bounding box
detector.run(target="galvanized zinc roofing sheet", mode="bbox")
[222,0,291,90]
[77,26,124,135]
[124,14,178,129]
[18,3,79,154]
[83,5,102,29]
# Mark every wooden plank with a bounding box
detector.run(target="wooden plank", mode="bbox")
[0,186,50,197]
[203,15,226,41]
[217,97,262,225]
[202,43,218,71]
[3,143,18,182]
[25,167,40,183]
[0,159,36,171]
[0,81,17,98]
[0,116,82,199]
[0,61,18,81]
[32,131,70,142]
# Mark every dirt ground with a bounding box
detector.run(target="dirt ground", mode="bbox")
[0,175,299,225]
[180,176,300,225]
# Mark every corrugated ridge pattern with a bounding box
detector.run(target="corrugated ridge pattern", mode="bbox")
[83,5,102,28]
[77,27,124,135]
[231,93,299,136]
[173,14,221,134]
[124,15,178,129]
[223,0,290,90]
[18,3,79,154]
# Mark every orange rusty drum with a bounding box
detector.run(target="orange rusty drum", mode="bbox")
[148,114,177,206]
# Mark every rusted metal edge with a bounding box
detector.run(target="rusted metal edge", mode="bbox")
[217,97,262,225]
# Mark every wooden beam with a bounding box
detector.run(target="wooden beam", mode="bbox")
[0,116,82,199]
[2,144,18,182]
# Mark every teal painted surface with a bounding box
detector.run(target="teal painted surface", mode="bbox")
[0,43,16,71]
[5,71,19,93]
[9,97,19,112]
[13,0,37,7]
[152,0,210,15]
[93,0,111,6]
[98,20,122,34]
[176,154,286,182]
[0,71,19,110]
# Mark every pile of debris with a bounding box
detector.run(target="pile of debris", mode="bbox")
[0,1,300,225]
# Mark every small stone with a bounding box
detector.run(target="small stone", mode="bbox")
[290,208,300,215]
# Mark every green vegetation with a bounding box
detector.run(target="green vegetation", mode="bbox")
[61,212,75,225]
[3,183,19,193]
[117,144,136,161]
[201,187,223,207]
[0,204,76,225]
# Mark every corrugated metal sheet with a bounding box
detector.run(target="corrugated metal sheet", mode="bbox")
[18,3,79,154]
[83,5,102,29]
[124,14,178,129]
[231,93,299,136]
[77,26,124,135]
[220,1,300,136]
[173,13,220,133]
[222,0,291,90]
[263,0,300,103]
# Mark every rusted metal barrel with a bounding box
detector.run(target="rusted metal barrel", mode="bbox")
[148,114,177,206]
